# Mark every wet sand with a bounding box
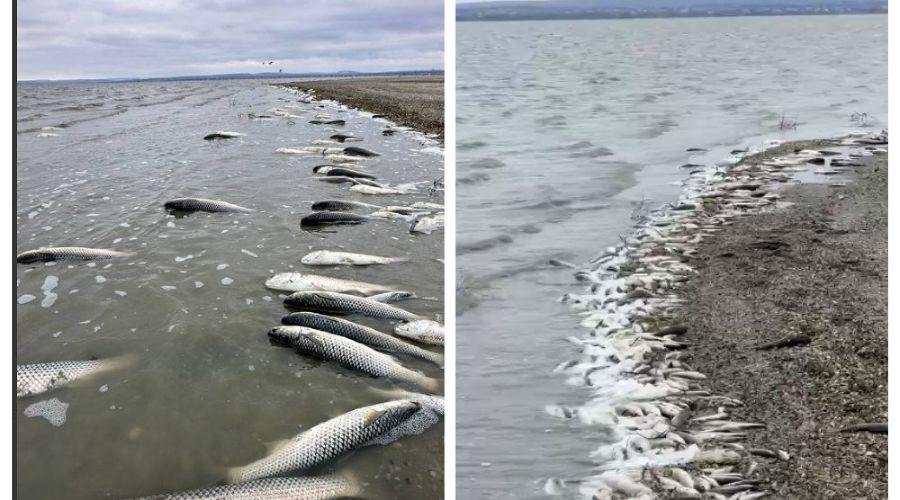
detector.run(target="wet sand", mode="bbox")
[675,142,887,498]
[286,76,444,139]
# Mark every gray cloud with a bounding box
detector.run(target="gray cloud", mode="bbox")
[17,0,444,80]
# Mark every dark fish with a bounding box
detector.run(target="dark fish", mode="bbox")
[300,211,368,226]
[343,146,380,157]
[311,200,380,211]
[16,247,132,264]
[164,197,252,213]
[202,131,242,140]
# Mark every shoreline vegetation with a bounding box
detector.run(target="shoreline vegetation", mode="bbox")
[675,140,887,498]
[285,76,444,140]
[558,132,887,499]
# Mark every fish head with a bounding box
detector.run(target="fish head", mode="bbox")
[365,401,422,430]
[267,326,303,347]
[16,249,53,264]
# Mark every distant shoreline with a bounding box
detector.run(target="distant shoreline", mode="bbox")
[458,9,886,23]
[285,76,444,140]
[16,69,443,86]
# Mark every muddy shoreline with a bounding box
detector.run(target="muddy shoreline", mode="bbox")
[675,141,888,498]
[285,76,444,139]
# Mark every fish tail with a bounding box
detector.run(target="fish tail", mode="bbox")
[418,375,442,394]
[104,352,138,372]
[421,349,444,367]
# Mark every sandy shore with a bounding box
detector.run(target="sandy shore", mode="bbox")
[285,76,444,139]
[675,141,887,498]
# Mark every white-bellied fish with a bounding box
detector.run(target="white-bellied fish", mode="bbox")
[394,320,444,346]
[310,200,381,212]
[17,355,135,398]
[202,131,243,140]
[270,328,440,391]
[410,213,444,234]
[16,247,132,264]
[225,400,421,483]
[265,272,394,295]
[277,314,442,365]
[300,250,407,266]
[367,291,417,303]
[300,211,368,226]
[284,291,421,321]
[350,185,405,195]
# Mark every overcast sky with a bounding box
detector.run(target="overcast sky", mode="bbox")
[17,0,444,80]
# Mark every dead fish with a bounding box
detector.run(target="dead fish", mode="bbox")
[275,315,442,365]
[310,200,381,211]
[135,475,357,499]
[284,291,421,321]
[394,320,444,346]
[350,185,405,195]
[226,400,420,483]
[164,197,252,213]
[17,355,135,397]
[268,328,440,391]
[367,291,417,303]
[265,272,394,295]
[203,131,243,140]
[17,247,132,264]
[343,146,380,157]
[410,213,444,234]
[300,250,407,266]
[300,211,368,226]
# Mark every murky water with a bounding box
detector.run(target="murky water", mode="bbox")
[456,14,886,499]
[16,79,444,499]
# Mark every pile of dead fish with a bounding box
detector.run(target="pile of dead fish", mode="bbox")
[547,130,887,500]
[16,86,446,499]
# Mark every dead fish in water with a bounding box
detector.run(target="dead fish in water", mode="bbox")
[310,200,380,212]
[265,272,395,295]
[410,213,445,234]
[226,400,421,483]
[164,197,253,213]
[367,291,417,303]
[300,250,407,266]
[394,320,444,346]
[316,177,384,188]
[309,119,346,125]
[368,210,421,221]
[276,315,442,365]
[350,185,405,195]
[135,475,357,500]
[203,131,243,140]
[343,146,380,157]
[382,129,395,136]
[17,247,132,264]
[411,202,444,210]
[17,355,136,397]
[312,166,377,179]
[270,328,440,391]
[284,291,421,321]
[300,211,368,226]
[330,133,362,143]
[840,422,887,434]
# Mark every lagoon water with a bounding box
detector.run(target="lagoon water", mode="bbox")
[16,79,444,499]
[456,14,886,499]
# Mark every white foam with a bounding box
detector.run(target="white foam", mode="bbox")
[24,398,69,427]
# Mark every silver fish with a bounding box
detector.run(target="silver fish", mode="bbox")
[17,355,135,398]
[265,272,394,295]
[134,475,356,500]
[300,250,407,266]
[394,320,444,346]
[300,211,368,226]
[164,197,252,213]
[270,328,440,391]
[367,291,417,303]
[284,291,421,321]
[310,200,381,212]
[410,213,444,234]
[226,400,420,483]
[278,313,442,365]
[350,185,405,195]
[16,247,132,264]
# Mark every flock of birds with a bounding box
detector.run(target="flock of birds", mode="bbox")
[16,86,445,499]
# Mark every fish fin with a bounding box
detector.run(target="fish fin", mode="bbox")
[264,439,291,454]
[363,408,389,429]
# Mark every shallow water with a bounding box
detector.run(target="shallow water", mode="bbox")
[16,79,444,499]
[456,14,886,499]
